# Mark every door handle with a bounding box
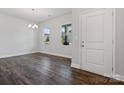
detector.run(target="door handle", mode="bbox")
[81,45,84,47]
[81,41,84,47]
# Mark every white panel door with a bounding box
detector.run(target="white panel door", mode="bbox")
[80,9,113,76]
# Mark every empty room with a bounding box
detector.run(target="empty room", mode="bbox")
[0,8,124,85]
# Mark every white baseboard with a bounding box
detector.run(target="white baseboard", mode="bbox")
[103,73,124,82]
[71,63,80,69]
[0,51,37,59]
[112,74,124,81]
[39,51,72,59]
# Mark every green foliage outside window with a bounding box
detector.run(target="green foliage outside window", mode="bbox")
[61,24,72,45]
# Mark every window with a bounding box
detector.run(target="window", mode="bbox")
[61,24,72,45]
[42,28,50,44]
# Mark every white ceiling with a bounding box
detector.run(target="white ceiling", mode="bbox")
[0,8,72,23]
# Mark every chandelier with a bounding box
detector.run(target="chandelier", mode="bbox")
[28,24,38,29]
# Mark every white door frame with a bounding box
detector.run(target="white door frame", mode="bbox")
[112,8,116,78]
[79,8,116,78]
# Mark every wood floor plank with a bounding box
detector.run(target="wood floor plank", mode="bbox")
[0,53,123,85]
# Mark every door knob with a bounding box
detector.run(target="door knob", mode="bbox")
[81,45,84,47]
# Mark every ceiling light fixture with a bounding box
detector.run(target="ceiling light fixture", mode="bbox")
[28,24,38,29]
[28,9,39,30]
[28,24,32,28]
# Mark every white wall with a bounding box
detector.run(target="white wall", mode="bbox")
[115,9,124,76]
[0,13,38,58]
[38,14,72,58]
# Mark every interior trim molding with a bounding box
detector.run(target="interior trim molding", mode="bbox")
[112,74,124,82]
[0,51,38,59]
[71,63,80,69]
[39,51,72,59]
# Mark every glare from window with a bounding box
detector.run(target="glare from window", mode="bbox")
[42,28,50,44]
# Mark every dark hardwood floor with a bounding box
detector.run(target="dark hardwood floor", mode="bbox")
[0,53,123,85]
